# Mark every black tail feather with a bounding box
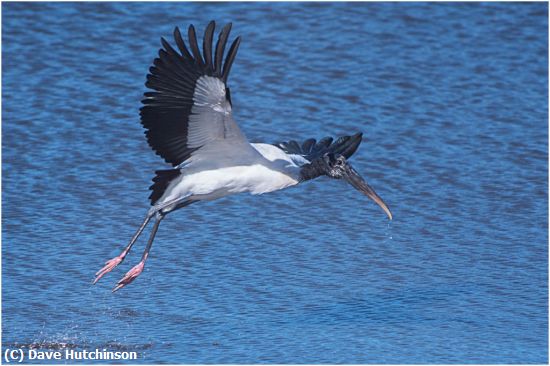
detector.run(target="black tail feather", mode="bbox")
[148,169,182,205]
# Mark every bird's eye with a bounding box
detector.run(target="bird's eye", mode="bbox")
[335,159,343,166]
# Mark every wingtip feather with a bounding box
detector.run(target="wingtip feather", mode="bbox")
[222,36,241,83]
[188,24,205,67]
[173,26,193,60]
[214,22,232,76]
[203,21,216,74]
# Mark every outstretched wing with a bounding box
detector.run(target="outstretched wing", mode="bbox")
[274,132,363,163]
[140,21,246,167]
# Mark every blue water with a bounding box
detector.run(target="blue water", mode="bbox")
[2,2,548,364]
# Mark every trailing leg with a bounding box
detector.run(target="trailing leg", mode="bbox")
[112,214,164,292]
[93,213,153,284]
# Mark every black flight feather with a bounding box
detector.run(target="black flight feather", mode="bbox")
[222,37,241,83]
[188,25,204,68]
[173,27,193,61]
[203,21,215,74]
[274,133,363,161]
[301,138,316,153]
[215,23,232,75]
[140,22,241,168]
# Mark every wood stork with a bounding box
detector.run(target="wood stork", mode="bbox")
[94,21,392,292]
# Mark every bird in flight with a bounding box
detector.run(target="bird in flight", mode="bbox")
[94,21,392,292]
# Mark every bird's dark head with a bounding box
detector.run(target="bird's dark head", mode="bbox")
[301,152,393,220]
[321,152,350,179]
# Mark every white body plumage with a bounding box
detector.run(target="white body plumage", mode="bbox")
[158,143,307,207]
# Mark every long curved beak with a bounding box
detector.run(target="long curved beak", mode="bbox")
[344,166,393,220]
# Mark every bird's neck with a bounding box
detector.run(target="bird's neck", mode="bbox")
[299,161,326,182]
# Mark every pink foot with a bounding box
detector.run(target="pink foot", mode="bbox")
[93,255,124,284]
[112,262,145,292]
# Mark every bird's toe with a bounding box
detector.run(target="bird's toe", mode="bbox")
[112,262,145,292]
[93,256,124,284]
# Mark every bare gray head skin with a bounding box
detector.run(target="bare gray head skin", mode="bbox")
[302,153,393,220]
